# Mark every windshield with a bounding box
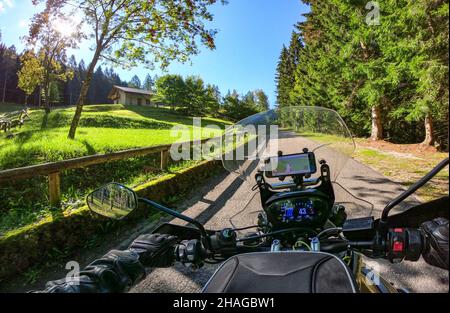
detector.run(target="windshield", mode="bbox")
[222,106,355,181]
[221,106,374,226]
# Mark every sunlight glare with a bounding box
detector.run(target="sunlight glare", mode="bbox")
[52,17,76,38]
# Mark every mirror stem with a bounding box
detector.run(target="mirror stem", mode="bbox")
[138,198,212,251]
[379,157,449,233]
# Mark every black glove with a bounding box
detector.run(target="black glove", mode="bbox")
[40,249,145,293]
[421,218,449,270]
[128,233,178,267]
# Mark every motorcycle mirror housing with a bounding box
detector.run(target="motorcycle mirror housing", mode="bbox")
[87,183,138,220]
[87,182,212,251]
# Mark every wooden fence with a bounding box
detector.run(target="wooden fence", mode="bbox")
[0,138,211,207]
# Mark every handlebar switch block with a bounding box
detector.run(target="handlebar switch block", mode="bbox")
[387,228,423,263]
[387,228,406,263]
[210,228,237,255]
[175,239,204,269]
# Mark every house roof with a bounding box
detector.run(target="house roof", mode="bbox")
[110,85,153,96]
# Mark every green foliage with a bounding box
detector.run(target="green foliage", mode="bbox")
[153,74,187,110]
[276,0,449,148]
[153,73,269,119]
[48,81,60,104]
[17,51,44,100]
[222,90,261,121]
[183,75,209,115]
[32,0,227,138]
[128,75,142,89]
[34,0,225,70]
[22,267,41,285]
[275,31,303,107]
[25,13,81,111]
[142,73,154,91]
[204,84,222,113]
[0,104,231,234]
[254,89,270,111]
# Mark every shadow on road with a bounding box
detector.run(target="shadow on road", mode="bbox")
[193,176,245,225]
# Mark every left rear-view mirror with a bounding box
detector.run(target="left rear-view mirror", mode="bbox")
[87,183,138,220]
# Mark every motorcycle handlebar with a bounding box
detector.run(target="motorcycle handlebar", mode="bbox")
[172,227,426,266]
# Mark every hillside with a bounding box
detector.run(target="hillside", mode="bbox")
[0,104,231,234]
[0,104,231,170]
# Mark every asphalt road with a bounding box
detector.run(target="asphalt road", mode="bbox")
[130,134,448,293]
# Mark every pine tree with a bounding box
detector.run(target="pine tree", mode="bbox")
[275,30,304,108]
[254,89,269,111]
[143,74,154,91]
[282,0,449,146]
[275,46,293,108]
[129,75,142,89]
[388,0,449,146]
[204,84,221,115]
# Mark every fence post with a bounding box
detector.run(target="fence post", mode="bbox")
[160,149,169,170]
[48,172,61,207]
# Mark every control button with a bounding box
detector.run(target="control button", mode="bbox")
[393,241,404,252]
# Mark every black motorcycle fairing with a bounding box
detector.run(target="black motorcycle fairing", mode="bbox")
[202,251,357,293]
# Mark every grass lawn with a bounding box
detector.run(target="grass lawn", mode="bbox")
[0,103,231,169]
[281,129,448,202]
[0,103,231,234]
[353,139,448,202]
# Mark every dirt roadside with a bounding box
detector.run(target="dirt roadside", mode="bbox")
[354,139,448,202]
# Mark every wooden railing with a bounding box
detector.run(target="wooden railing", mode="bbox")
[0,138,211,207]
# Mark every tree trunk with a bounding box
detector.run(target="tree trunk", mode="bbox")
[67,48,101,139]
[38,85,42,107]
[2,75,7,103]
[370,105,383,140]
[422,113,435,146]
[43,66,52,113]
[44,83,50,113]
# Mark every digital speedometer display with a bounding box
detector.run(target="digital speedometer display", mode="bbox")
[265,194,331,229]
[280,199,316,222]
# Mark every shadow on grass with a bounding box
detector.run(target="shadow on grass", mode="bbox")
[81,140,97,155]
[43,111,172,130]
[40,111,49,129]
[124,105,229,129]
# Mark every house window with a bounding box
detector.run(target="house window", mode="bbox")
[137,98,142,106]
[145,100,150,105]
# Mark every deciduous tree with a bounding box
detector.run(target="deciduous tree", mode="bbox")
[17,51,44,105]
[26,12,81,112]
[32,0,226,139]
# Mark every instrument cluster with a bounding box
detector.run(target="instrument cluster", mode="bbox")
[265,195,330,229]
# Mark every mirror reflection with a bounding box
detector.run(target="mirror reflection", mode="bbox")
[87,183,137,220]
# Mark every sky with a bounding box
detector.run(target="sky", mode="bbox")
[0,0,309,107]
